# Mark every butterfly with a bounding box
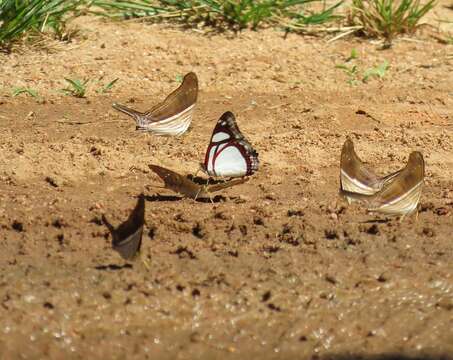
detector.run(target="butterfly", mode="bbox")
[340,151,425,220]
[149,164,247,200]
[200,111,259,178]
[112,72,198,136]
[340,138,401,203]
[102,194,145,260]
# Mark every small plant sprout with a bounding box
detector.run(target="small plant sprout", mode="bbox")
[346,48,358,62]
[175,74,184,83]
[363,60,390,82]
[97,78,119,94]
[62,78,89,98]
[12,87,38,97]
[336,49,390,85]
[336,63,359,85]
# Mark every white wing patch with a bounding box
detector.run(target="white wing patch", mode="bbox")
[207,147,217,173]
[213,146,247,177]
[212,131,231,142]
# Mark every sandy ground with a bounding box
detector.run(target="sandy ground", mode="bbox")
[0,5,452,359]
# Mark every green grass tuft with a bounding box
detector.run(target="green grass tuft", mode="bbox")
[96,78,120,93]
[0,0,83,49]
[349,0,436,44]
[62,78,89,98]
[12,87,39,97]
[90,0,342,31]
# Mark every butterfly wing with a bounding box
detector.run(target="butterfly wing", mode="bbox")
[340,138,382,195]
[112,72,198,136]
[370,151,424,215]
[203,112,259,178]
[149,164,203,198]
[207,177,249,193]
[146,72,198,120]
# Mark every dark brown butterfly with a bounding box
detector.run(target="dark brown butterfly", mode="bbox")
[340,138,401,203]
[102,194,145,260]
[112,72,198,136]
[340,151,425,219]
[149,165,247,200]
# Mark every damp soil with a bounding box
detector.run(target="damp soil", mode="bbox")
[0,8,452,359]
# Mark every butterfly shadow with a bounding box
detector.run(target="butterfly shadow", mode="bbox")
[360,218,391,224]
[145,193,226,203]
[95,263,133,271]
[145,194,183,202]
[187,174,229,186]
[101,194,145,261]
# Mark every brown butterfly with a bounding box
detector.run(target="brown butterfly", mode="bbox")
[340,138,401,203]
[149,165,247,200]
[102,194,145,260]
[112,72,198,136]
[340,151,425,219]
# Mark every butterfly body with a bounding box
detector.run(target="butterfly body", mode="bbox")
[340,151,424,218]
[112,72,198,136]
[202,112,259,178]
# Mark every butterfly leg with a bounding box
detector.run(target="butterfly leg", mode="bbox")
[194,188,202,201]
[398,213,406,223]
[203,179,214,204]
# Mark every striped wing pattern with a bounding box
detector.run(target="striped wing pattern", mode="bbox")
[112,72,198,136]
[202,111,259,178]
[142,103,195,136]
[340,138,402,203]
[340,169,378,195]
[370,182,423,215]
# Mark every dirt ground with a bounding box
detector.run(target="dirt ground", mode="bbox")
[0,5,452,359]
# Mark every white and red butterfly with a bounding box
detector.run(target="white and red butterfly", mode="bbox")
[200,111,259,178]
